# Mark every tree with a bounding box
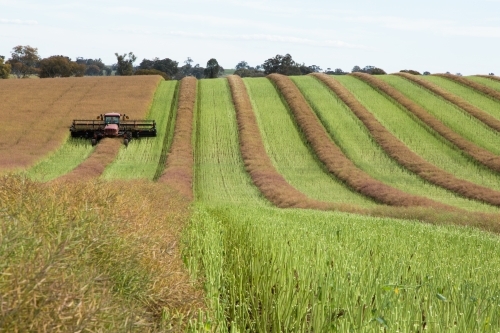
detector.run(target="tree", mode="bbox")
[423,71,431,75]
[139,57,178,77]
[7,45,40,78]
[235,61,250,70]
[489,73,495,76]
[39,56,86,78]
[134,68,170,80]
[262,54,301,75]
[352,65,362,73]
[76,57,106,76]
[234,68,265,78]
[0,56,11,79]
[400,69,421,75]
[204,58,223,78]
[115,52,136,76]
[86,65,101,76]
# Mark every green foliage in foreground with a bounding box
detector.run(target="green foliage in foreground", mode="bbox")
[26,137,94,181]
[185,204,500,332]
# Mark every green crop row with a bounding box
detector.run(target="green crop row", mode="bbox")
[422,76,500,121]
[186,203,500,332]
[336,76,500,195]
[293,75,499,212]
[101,80,178,180]
[194,78,265,205]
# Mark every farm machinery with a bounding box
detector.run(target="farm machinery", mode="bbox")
[70,113,156,146]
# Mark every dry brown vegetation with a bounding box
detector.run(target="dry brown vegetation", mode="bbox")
[355,72,500,172]
[0,174,204,332]
[477,74,500,83]
[158,76,197,200]
[436,73,500,103]
[312,73,500,207]
[53,138,122,182]
[227,75,332,209]
[0,75,161,171]
[267,73,453,210]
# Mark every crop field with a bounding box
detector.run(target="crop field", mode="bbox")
[468,76,500,91]
[2,74,500,332]
[0,76,161,172]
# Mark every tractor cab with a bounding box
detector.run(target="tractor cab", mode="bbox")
[102,113,122,136]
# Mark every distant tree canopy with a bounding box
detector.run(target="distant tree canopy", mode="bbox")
[139,57,178,78]
[174,57,206,79]
[324,68,347,75]
[423,71,431,75]
[352,65,386,75]
[39,56,86,78]
[0,56,11,79]
[400,69,421,75]
[75,57,109,76]
[233,61,265,78]
[204,58,224,78]
[115,52,136,76]
[262,54,302,75]
[134,68,170,80]
[7,45,40,78]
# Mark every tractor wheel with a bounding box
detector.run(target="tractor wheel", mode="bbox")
[91,138,97,146]
[124,138,129,147]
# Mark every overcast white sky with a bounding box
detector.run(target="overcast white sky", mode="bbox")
[1,0,499,75]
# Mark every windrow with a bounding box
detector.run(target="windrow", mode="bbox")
[158,76,197,200]
[226,75,332,210]
[355,72,500,172]
[394,72,500,132]
[52,138,122,183]
[312,73,500,207]
[435,73,500,103]
[478,74,500,83]
[267,73,453,211]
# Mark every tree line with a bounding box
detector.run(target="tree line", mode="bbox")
[3,44,465,80]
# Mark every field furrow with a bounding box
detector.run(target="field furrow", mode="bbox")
[101,80,178,180]
[336,76,500,193]
[435,73,500,102]
[230,75,359,209]
[469,75,500,91]
[268,73,453,210]
[356,72,500,172]
[476,74,500,83]
[195,77,265,205]
[381,75,500,154]
[397,73,500,126]
[52,138,122,182]
[300,74,500,211]
[158,77,196,200]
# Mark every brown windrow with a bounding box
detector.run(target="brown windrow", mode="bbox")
[353,72,500,173]
[312,73,500,207]
[267,73,454,211]
[434,73,500,104]
[396,72,500,132]
[476,74,500,84]
[157,76,197,200]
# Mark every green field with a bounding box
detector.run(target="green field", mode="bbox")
[3,74,500,332]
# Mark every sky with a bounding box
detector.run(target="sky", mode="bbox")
[1,0,499,75]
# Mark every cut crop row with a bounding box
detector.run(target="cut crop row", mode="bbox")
[356,72,500,172]
[469,75,500,92]
[158,76,197,200]
[52,138,122,183]
[382,75,500,155]
[243,77,376,206]
[312,73,500,208]
[268,73,453,210]
[421,75,500,121]
[291,75,499,212]
[435,73,500,102]
[228,75,339,210]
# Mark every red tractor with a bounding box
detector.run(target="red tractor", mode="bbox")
[70,113,156,146]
